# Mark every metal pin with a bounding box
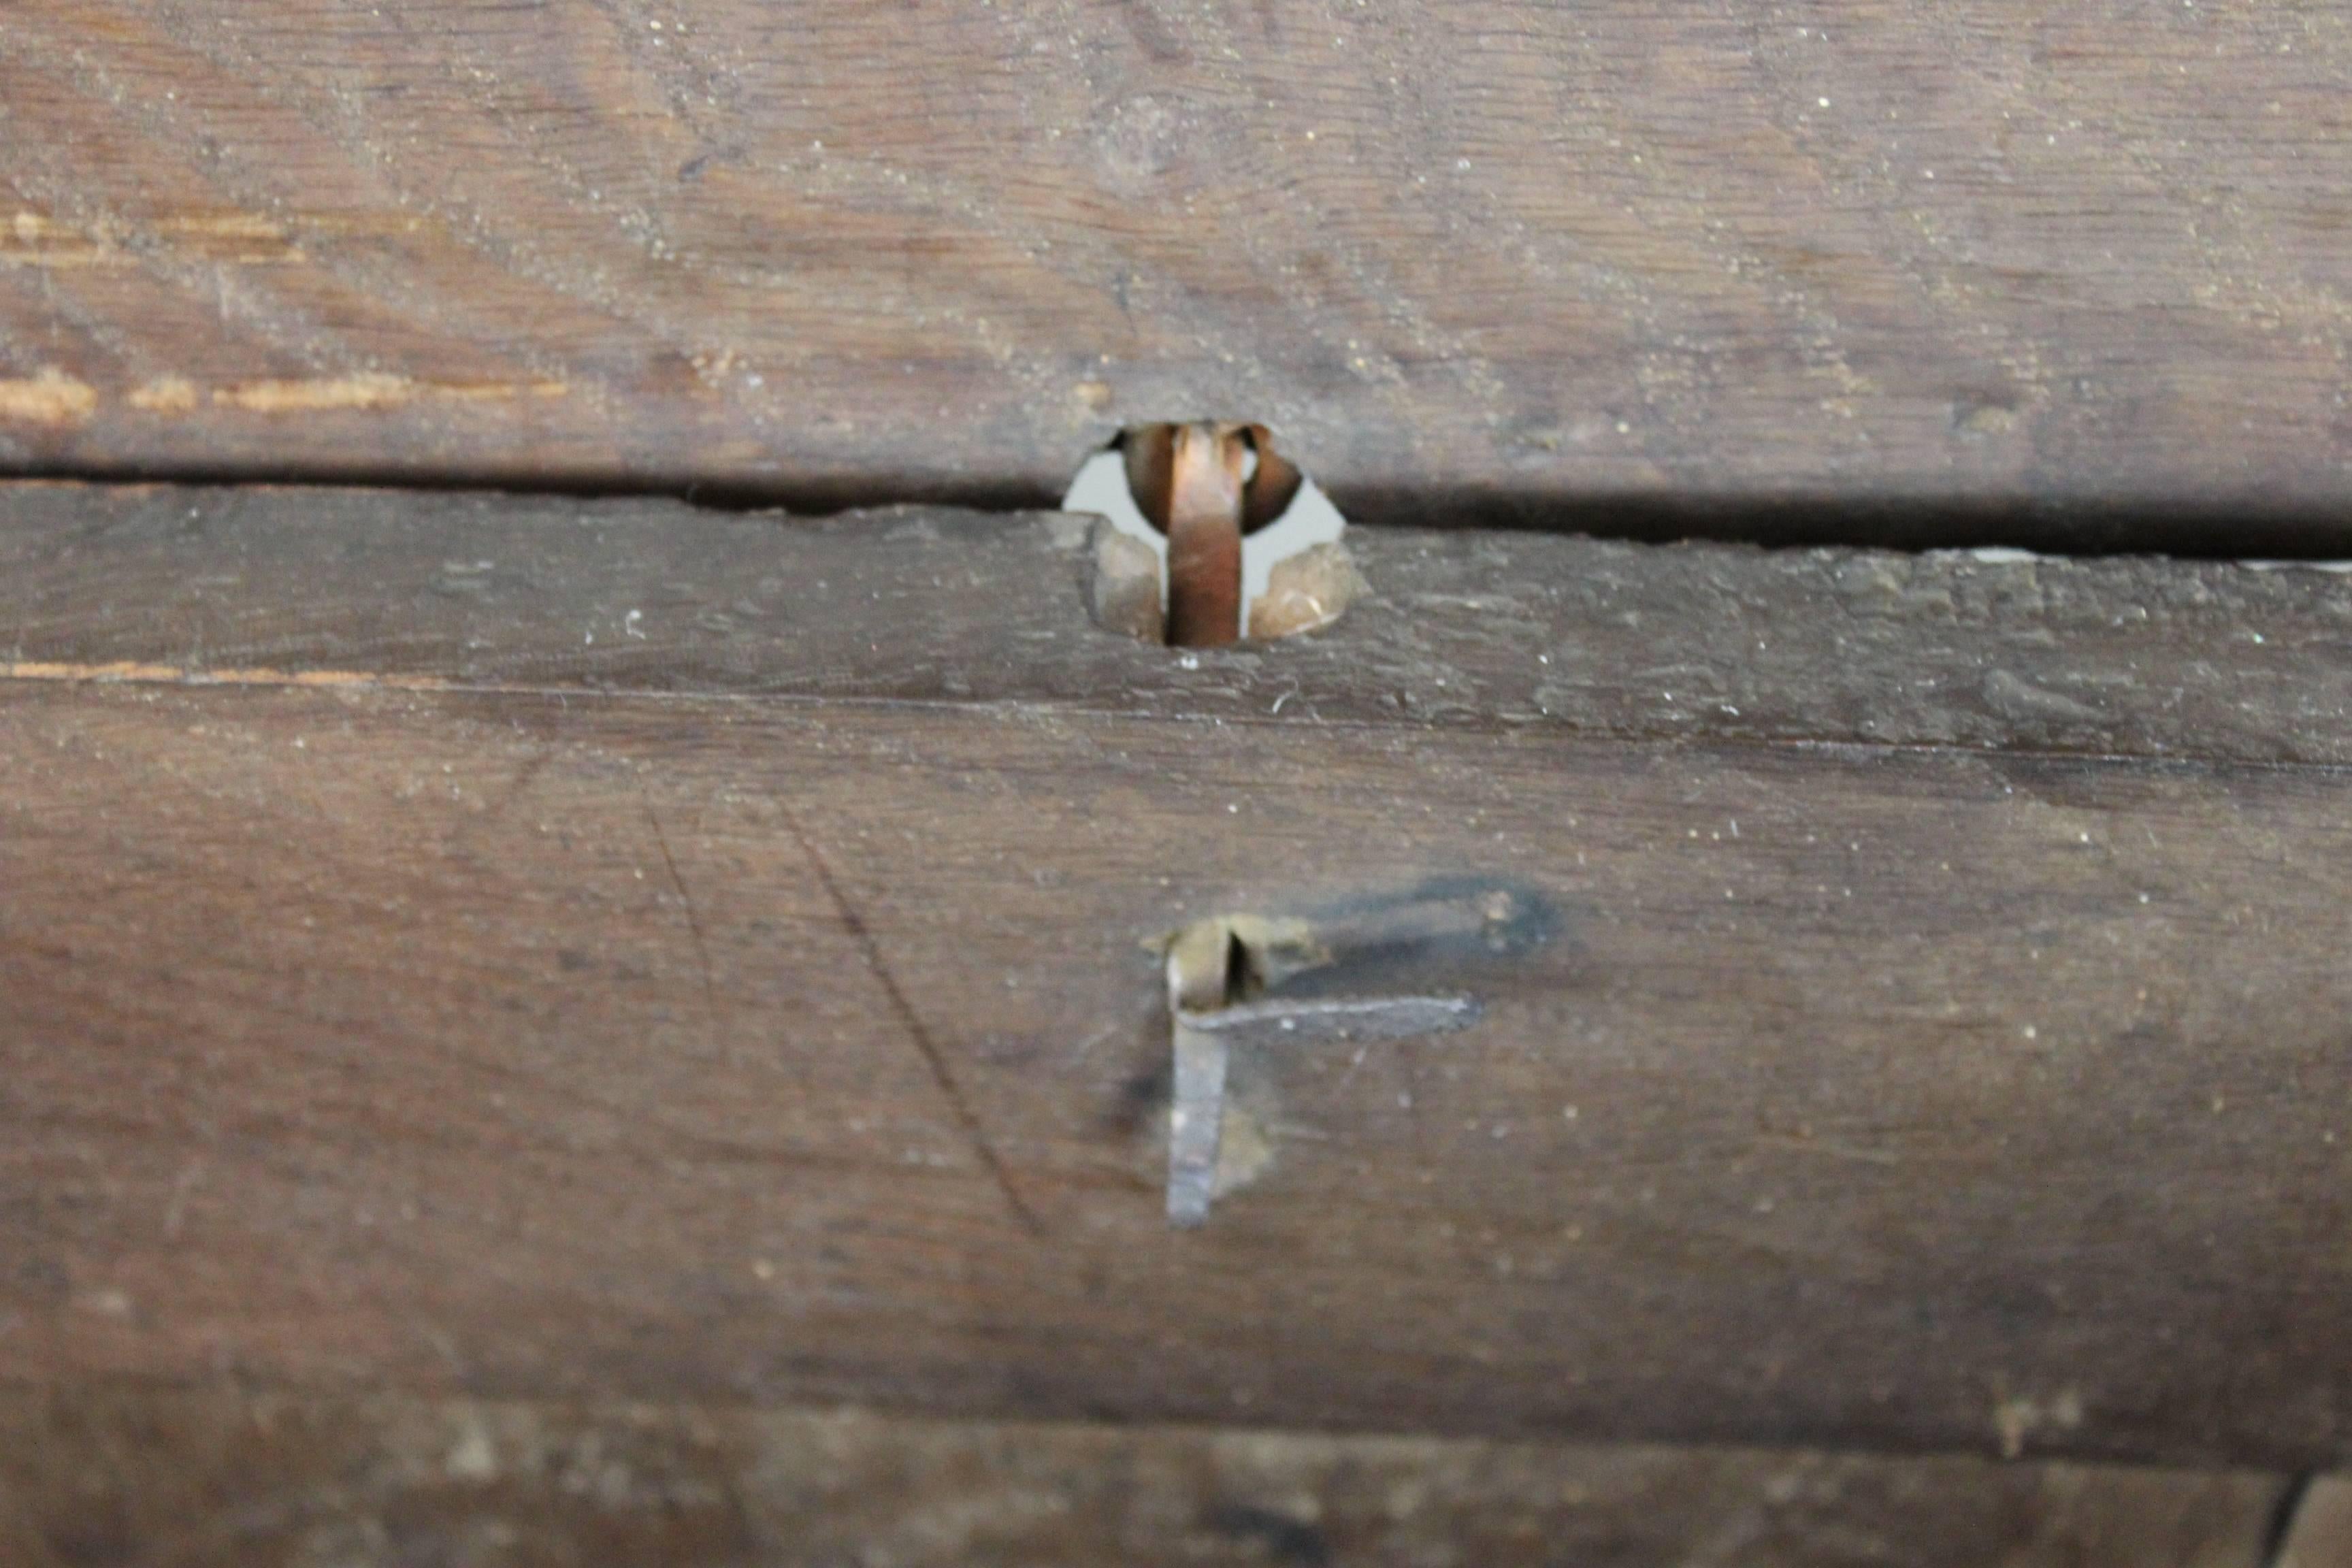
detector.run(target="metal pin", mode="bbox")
[1165,917,1481,1227]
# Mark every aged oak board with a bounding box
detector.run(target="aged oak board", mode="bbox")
[3,3,2351,548]
[3,484,2351,1471]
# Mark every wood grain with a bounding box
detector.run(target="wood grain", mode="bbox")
[0,1386,2290,1568]
[7,487,2352,1467]
[1,3,2350,546]
[8,482,2352,764]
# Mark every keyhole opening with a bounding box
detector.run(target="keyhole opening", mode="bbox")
[1222,928,1261,1005]
[1067,422,1365,649]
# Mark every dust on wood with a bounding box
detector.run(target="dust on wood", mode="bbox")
[1,3,2349,546]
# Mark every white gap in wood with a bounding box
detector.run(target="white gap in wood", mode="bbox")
[1063,431,1352,644]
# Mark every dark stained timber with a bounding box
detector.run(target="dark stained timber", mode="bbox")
[3,484,2352,1469]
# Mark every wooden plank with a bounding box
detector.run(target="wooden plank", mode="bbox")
[0,1387,2291,1568]
[2,4,2351,544]
[6,487,2352,1467]
[7,482,2352,765]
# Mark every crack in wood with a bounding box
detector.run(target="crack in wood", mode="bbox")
[778,803,1045,1237]
[644,800,721,1033]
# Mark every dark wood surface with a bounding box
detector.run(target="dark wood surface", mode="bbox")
[7,485,2352,1469]
[10,482,2352,764]
[0,1386,2293,1568]
[3,4,2351,547]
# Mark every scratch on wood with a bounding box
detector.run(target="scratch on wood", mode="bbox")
[1753,1133,1902,1166]
[1,661,453,689]
[210,376,568,414]
[3,211,307,267]
[644,800,721,1030]
[161,1160,203,1239]
[483,749,555,831]
[779,805,1045,1236]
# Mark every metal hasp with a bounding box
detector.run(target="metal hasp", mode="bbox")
[1164,915,1482,1228]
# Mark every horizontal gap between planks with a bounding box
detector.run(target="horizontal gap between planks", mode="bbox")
[15,459,2352,563]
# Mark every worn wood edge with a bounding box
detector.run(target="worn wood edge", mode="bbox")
[7,481,2352,768]
[0,1380,2296,1568]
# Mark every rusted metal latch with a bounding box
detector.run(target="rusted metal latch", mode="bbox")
[1164,915,1480,1227]
[1065,422,1362,649]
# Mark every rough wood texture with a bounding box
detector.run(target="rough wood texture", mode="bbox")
[0,1388,2291,1568]
[7,487,2352,1469]
[8,483,2352,764]
[3,4,2351,546]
